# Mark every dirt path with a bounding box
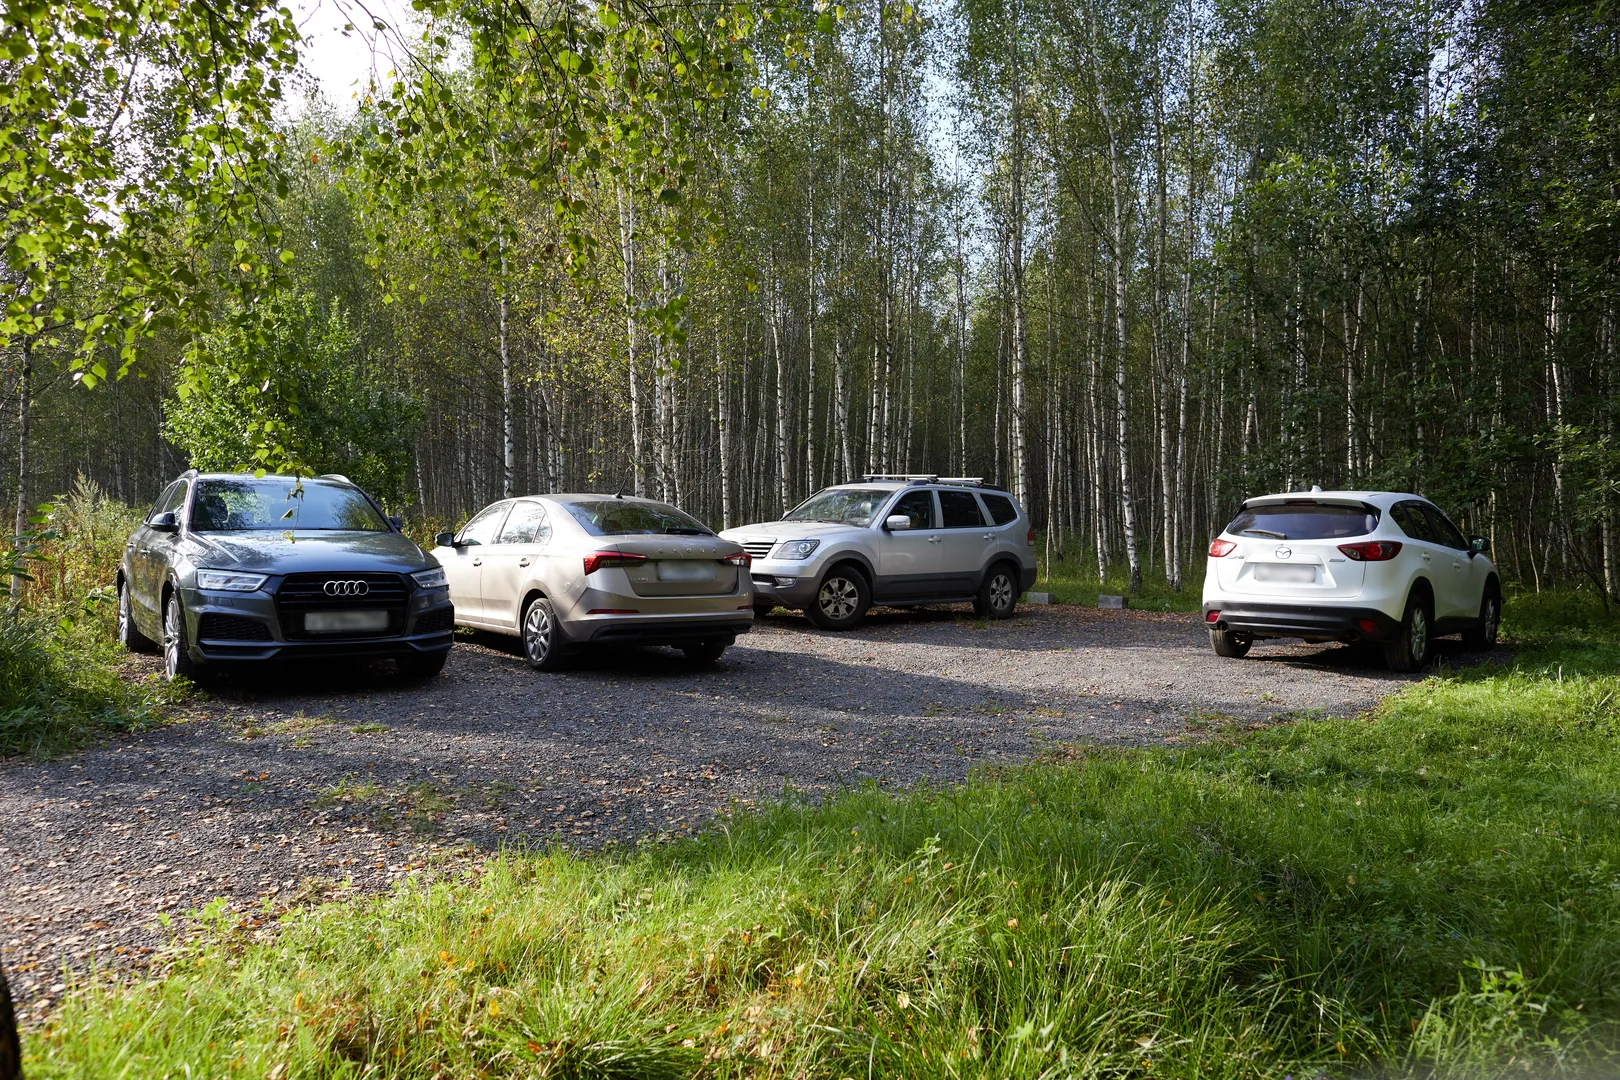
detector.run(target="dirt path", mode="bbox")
[2,605,1480,1016]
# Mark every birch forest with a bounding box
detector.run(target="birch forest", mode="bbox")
[8,0,1617,597]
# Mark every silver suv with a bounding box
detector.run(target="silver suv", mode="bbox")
[721,476,1038,630]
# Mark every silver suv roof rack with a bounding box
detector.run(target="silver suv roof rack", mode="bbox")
[936,476,985,487]
[861,473,939,484]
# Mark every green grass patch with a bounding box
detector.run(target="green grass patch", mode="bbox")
[23,600,1620,1077]
[1033,550,1205,611]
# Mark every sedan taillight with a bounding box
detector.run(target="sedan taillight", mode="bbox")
[724,551,751,567]
[1208,538,1236,557]
[1338,541,1403,561]
[583,550,649,576]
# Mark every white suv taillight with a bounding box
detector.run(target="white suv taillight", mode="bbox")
[1338,541,1403,561]
[1208,538,1236,557]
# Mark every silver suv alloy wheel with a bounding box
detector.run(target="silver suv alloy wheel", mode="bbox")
[987,571,1014,614]
[819,576,860,621]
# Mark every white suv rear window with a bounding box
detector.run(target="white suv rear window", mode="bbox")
[1226,503,1378,540]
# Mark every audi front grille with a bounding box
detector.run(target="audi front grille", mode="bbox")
[274,571,410,640]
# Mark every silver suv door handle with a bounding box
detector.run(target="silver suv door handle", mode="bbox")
[928,535,943,543]
[983,533,994,541]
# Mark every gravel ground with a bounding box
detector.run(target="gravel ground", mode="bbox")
[1,604,1495,1015]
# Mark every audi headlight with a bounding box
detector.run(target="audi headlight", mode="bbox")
[772,539,821,561]
[411,566,448,590]
[196,569,269,592]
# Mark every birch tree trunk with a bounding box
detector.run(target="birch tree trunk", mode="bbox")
[616,186,646,496]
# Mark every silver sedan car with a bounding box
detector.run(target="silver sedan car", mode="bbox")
[432,494,754,670]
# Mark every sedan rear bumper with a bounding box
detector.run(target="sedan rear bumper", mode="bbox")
[1202,601,1400,642]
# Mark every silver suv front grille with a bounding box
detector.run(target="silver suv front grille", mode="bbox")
[741,540,776,560]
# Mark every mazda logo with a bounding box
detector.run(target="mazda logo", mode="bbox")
[323,579,370,596]
[1275,546,1292,560]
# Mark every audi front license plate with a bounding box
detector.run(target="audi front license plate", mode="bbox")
[304,610,389,634]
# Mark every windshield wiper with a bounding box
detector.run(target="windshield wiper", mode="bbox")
[1241,528,1288,539]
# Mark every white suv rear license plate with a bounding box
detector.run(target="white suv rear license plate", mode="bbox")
[1255,565,1316,584]
[656,560,715,582]
[305,610,388,633]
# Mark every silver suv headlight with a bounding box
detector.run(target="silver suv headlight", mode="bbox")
[196,569,269,592]
[412,566,448,590]
[772,539,821,561]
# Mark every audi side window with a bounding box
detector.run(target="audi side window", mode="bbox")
[147,482,179,521]
[1423,506,1469,550]
[890,490,937,529]
[163,482,190,520]
[458,502,510,546]
[980,493,1019,526]
[939,490,986,528]
[497,501,550,545]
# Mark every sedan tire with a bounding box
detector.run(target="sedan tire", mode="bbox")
[118,579,158,654]
[805,564,870,631]
[1383,593,1433,673]
[682,641,728,666]
[522,596,569,672]
[163,591,212,685]
[398,651,449,680]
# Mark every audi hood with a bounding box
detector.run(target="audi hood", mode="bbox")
[178,531,438,575]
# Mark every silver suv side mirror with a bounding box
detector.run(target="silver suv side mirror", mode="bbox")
[884,514,912,532]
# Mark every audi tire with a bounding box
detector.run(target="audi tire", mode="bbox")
[118,579,158,654]
[805,563,870,631]
[163,590,212,685]
[398,651,448,680]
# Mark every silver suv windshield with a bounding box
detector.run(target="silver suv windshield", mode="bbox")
[190,478,388,532]
[564,500,713,536]
[784,487,894,527]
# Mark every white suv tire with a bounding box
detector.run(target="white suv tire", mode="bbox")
[1209,627,1252,658]
[1383,592,1433,673]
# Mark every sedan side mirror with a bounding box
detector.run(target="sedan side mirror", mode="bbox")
[1469,536,1490,556]
[148,511,179,533]
[884,514,912,532]
[434,531,458,549]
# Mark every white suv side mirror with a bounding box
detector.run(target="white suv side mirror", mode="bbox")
[884,514,912,531]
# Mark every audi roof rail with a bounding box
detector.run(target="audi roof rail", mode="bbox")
[318,473,353,485]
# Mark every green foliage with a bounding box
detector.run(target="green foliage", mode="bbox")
[19,476,144,622]
[0,0,300,379]
[164,292,420,506]
[23,602,1620,1076]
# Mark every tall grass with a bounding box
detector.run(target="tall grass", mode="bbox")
[0,477,176,757]
[22,602,1620,1077]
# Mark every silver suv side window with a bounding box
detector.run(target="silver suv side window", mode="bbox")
[890,489,936,529]
[939,489,986,528]
[458,501,510,546]
[980,492,1018,526]
[497,501,551,545]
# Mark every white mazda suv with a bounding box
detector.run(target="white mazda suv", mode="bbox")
[1201,490,1500,671]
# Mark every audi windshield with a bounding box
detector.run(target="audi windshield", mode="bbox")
[190,479,389,532]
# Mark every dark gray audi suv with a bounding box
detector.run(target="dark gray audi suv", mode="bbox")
[117,471,454,683]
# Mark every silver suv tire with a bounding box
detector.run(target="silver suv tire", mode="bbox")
[973,562,1019,619]
[806,564,870,631]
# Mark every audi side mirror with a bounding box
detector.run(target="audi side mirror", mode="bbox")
[434,532,457,549]
[884,514,912,532]
[1469,536,1490,556]
[388,515,405,532]
[148,511,179,532]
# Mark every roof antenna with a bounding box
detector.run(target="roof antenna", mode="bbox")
[1310,484,1323,493]
[615,491,624,499]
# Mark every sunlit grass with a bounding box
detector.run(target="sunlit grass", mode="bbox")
[23,598,1620,1077]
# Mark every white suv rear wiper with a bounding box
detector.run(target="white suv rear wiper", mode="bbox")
[1241,528,1288,539]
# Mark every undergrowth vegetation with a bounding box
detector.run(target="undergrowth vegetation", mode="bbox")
[22,593,1620,1077]
[0,477,176,757]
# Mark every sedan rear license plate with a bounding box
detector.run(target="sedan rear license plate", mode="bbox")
[1255,564,1316,584]
[305,610,389,633]
[656,560,716,582]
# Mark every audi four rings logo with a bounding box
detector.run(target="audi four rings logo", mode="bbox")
[323,580,370,596]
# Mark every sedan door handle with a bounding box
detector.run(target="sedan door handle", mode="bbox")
[518,557,532,567]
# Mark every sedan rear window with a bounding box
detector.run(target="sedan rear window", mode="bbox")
[191,479,388,532]
[563,500,713,536]
[1225,502,1378,540]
